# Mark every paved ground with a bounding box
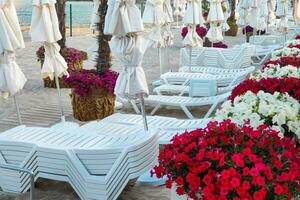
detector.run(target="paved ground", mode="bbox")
[0,27,243,199]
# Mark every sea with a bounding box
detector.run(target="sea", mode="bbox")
[17,1,94,26]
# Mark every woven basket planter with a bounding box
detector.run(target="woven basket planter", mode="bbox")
[70,89,116,121]
[225,20,238,36]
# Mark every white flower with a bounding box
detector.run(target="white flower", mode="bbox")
[214,91,300,139]
[250,64,300,80]
[284,39,300,47]
[271,47,300,60]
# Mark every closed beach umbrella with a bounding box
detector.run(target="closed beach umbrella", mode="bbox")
[183,0,204,47]
[30,0,69,122]
[90,0,100,30]
[105,0,149,130]
[267,0,276,26]
[249,0,259,31]
[258,0,268,31]
[0,0,26,124]
[220,0,230,32]
[174,0,186,27]
[275,0,288,33]
[236,0,250,27]
[293,0,300,25]
[206,0,224,43]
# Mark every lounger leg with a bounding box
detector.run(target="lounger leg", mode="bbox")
[150,104,161,116]
[204,101,220,119]
[180,105,194,119]
[131,100,141,114]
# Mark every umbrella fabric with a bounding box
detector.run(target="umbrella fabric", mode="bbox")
[163,0,173,23]
[104,0,144,36]
[30,0,61,43]
[90,0,100,30]
[207,0,224,23]
[207,0,224,43]
[182,26,203,47]
[236,0,250,27]
[42,43,68,80]
[206,22,223,43]
[249,0,259,30]
[276,0,288,17]
[143,0,165,26]
[110,36,149,98]
[183,0,205,26]
[275,0,288,32]
[267,0,276,26]
[0,0,26,98]
[294,0,300,25]
[220,0,230,32]
[30,0,68,79]
[257,0,268,30]
[174,0,186,17]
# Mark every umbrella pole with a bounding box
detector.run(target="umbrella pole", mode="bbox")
[54,73,66,123]
[189,47,192,72]
[139,94,148,131]
[13,95,22,125]
[167,47,172,72]
[158,48,163,75]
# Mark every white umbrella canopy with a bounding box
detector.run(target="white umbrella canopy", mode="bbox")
[267,0,276,26]
[30,0,70,123]
[0,0,26,98]
[275,0,289,32]
[110,36,149,99]
[90,0,100,30]
[174,0,186,18]
[293,0,300,25]
[206,0,224,43]
[220,0,230,32]
[182,0,204,47]
[258,0,268,31]
[236,0,250,27]
[105,0,149,130]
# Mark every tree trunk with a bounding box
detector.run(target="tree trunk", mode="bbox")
[96,0,111,75]
[229,0,236,20]
[56,0,66,49]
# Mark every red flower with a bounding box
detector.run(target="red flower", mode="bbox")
[175,176,184,186]
[249,167,259,177]
[232,153,245,167]
[176,187,185,196]
[230,177,240,188]
[166,179,172,189]
[242,167,250,176]
[295,35,300,40]
[274,184,284,195]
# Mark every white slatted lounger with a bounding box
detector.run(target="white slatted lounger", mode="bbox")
[139,92,230,119]
[82,114,209,143]
[154,67,255,96]
[0,125,158,200]
[249,35,285,46]
[99,113,210,144]
[179,44,254,72]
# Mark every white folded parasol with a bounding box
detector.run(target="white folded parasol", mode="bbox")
[236,0,250,27]
[206,0,224,43]
[30,0,69,123]
[90,0,100,30]
[220,0,230,32]
[267,0,276,26]
[275,0,289,33]
[106,0,149,130]
[0,0,27,124]
[293,0,300,25]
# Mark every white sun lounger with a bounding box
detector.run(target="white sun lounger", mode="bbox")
[249,35,285,46]
[154,67,255,96]
[179,44,255,72]
[135,91,230,119]
[82,115,209,144]
[0,125,158,200]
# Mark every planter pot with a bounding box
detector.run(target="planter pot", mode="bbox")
[70,89,116,121]
[225,20,238,36]
[171,186,189,200]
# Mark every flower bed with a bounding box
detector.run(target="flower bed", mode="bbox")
[251,64,300,80]
[264,56,300,68]
[271,47,300,61]
[215,91,300,138]
[153,120,300,200]
[229,77,300,103]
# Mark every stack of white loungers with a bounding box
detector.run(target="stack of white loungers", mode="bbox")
[0,124,159,200]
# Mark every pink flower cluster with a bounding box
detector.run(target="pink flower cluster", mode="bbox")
[63,69,118,96]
